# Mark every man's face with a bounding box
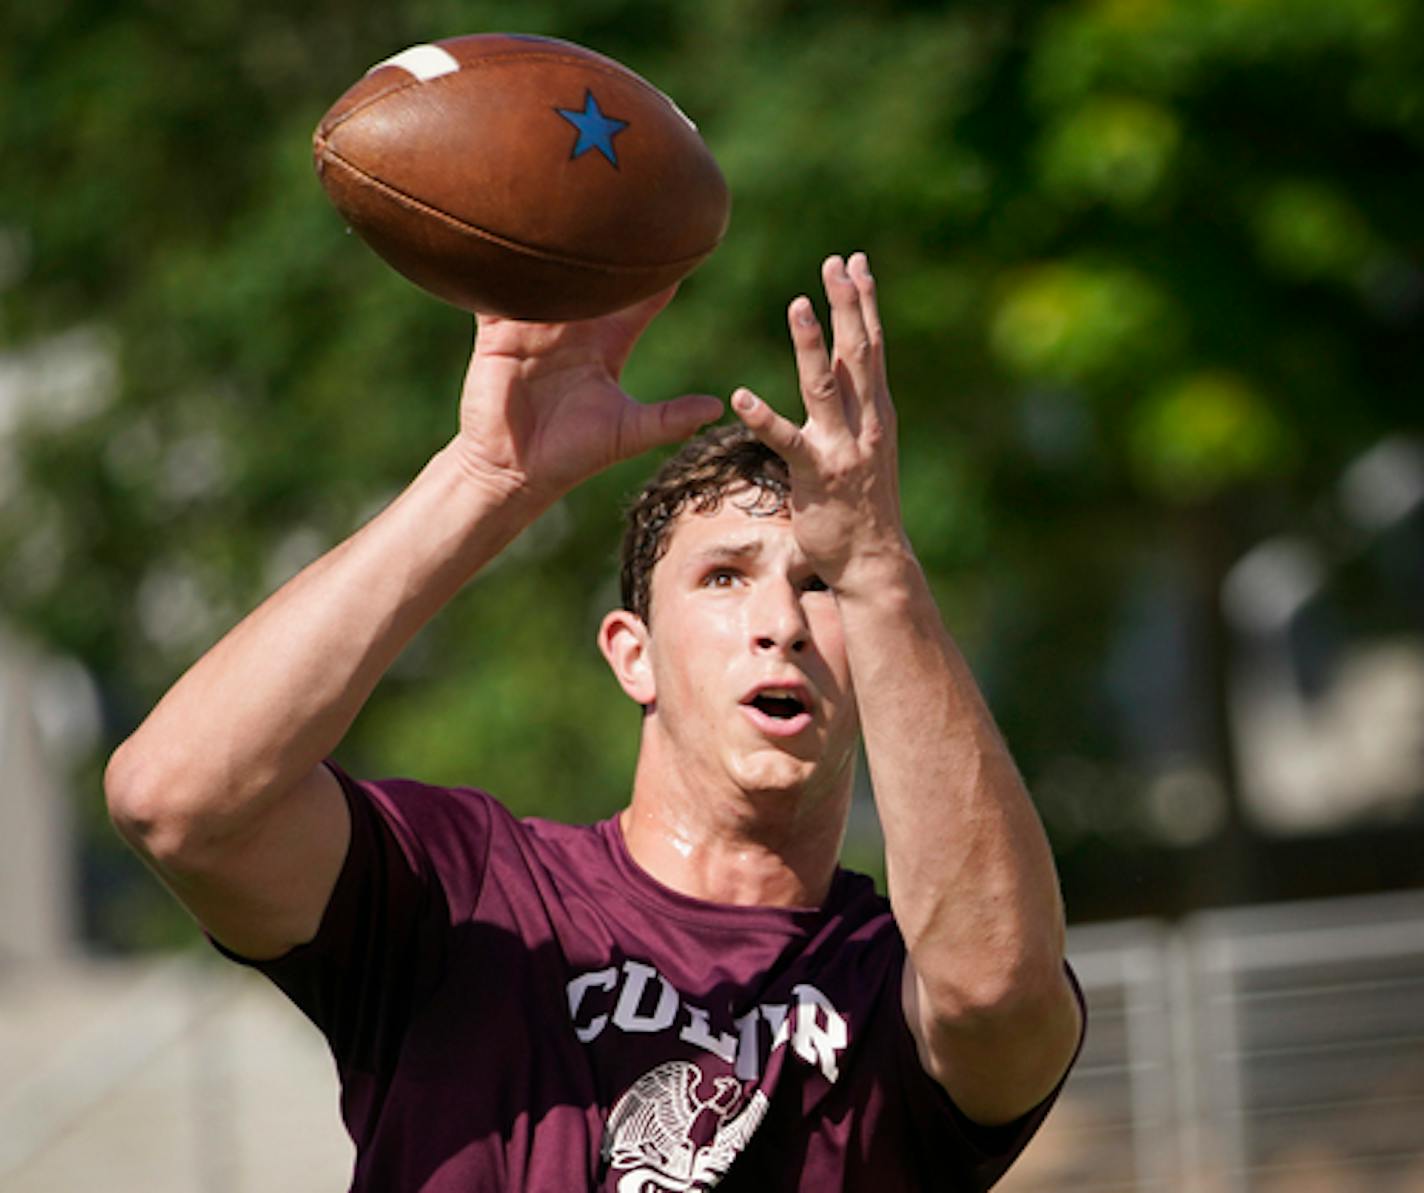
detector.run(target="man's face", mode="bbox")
[637,488,859,802]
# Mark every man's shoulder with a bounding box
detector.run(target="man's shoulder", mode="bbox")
[337,767,603,843]
[330,764,502,858]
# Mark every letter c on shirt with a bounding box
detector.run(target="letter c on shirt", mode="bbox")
[567,967,618,1043]
[612,959,679,1033]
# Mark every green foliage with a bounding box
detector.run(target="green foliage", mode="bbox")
[1252,180,1379,283]
[990,259,1181,385]
[1038,96,1182,210]
[1129,370,1296,503]
[4,0,1422,943]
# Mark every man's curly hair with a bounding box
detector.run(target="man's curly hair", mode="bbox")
[620,424,790,624]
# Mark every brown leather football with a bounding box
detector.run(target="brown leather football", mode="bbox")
[313,33,730,321]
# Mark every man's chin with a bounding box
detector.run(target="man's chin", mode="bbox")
[729,751,823,800]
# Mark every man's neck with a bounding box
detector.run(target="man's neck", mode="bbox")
[618,763,852,909]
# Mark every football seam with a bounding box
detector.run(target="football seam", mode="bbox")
[319,149,721,272]
[321,49,681,139]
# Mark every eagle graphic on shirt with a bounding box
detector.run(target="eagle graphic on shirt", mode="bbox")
[601,1061,770,1192]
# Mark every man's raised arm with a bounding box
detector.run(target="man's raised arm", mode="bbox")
[732,253,1082,1126]
[105,291,721,960]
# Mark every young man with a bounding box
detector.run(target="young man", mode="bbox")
[106,253,1083,1191]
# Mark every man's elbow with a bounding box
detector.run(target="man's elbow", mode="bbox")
[104,736,207,866]
[911,953,1083,1123]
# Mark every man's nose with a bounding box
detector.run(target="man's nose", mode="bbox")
[751,581,809,654]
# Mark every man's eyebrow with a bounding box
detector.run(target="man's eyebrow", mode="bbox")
[686,539,765,566]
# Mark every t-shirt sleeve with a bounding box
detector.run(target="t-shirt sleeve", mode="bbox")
[896,961,1087,1190]
[212,761,496,1076]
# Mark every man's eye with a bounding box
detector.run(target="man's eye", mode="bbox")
[704,569,738,588]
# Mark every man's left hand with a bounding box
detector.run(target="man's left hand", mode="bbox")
[732,252,909,591]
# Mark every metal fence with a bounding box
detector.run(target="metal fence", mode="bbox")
[4,889,1423,1192]
[1004,888,1424,1192]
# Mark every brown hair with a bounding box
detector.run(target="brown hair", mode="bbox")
[620,423,790,624]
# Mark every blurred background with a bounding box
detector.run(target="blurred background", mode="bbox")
[2,0,1422,1189]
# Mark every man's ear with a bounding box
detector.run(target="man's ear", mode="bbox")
[598,608,656,706]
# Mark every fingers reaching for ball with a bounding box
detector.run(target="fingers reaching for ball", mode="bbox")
[735,251,893,456]
[822,252,889,432]
[730,386,803,462]
[732,252,903,582]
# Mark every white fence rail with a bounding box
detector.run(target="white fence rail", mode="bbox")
[1006,888,1424,1192]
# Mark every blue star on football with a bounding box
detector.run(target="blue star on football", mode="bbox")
[556,90,629,166]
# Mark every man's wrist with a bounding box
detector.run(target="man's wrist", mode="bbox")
[396,441,560,585]
[436,438,558,523]
[826,534,922,605]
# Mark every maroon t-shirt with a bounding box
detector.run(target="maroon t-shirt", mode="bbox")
[228,765,1079,1191]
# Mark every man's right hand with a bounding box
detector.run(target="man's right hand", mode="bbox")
[452,287,724,507]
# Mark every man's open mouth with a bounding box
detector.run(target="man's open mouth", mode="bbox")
[749,690,808,720]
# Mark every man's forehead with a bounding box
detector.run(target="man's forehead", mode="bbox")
[663,489,793,559]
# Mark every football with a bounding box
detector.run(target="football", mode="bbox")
[313,33,730,321]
